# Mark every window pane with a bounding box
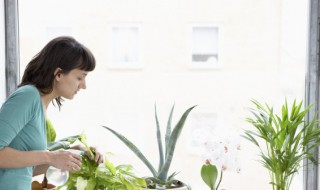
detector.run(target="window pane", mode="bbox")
[192,27,218,64]
[112,27,139,63]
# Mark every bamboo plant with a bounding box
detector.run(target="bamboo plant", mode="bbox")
[243,99,320,190]
[102,104,196,189]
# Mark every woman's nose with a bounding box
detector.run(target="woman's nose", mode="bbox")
[80,80,87,89]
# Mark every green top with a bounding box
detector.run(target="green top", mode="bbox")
[0,84,47,190]
[46,118,56,143]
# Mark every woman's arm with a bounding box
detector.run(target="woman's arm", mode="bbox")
[33,164,49,176]
[0,147,50,168]
[0,147,82,171]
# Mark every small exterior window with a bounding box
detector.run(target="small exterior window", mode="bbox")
[109,24,142,69]
[190,25,220,69]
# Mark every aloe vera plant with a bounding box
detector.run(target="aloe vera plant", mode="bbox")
[102,104,196,189]
[243,99,320,190]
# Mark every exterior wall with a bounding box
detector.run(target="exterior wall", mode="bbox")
[19,0,308,189]
[0,1,5,104]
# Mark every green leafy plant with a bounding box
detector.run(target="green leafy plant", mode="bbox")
[49,132,146,190]
[201,162,224,190]
[57,154,146,190]
[102,104,196,189]
[243,99,320,190]
[45,126,145,190]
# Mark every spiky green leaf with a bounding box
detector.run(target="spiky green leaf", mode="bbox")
[102,126,158,177]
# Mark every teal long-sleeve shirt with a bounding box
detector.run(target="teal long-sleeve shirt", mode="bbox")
[0,84,47,189]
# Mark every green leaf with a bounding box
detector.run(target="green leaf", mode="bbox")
[85,178,96,190]
[105,155,116,175]
[75,177,87,190]
[165,104,175,158]
[102,126,158,178]
[241,131,260,147]
[201,164,218,190]
[158,105,196,181]
[78,132,94,159]
[167,171,179,181]
[155,104,164,173]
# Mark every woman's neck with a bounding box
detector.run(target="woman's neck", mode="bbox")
[41,93,56,115]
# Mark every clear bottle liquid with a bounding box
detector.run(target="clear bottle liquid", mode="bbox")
[45,166,69,186]
[46,149,84,186]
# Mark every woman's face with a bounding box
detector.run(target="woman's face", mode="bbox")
[54,68,88,99]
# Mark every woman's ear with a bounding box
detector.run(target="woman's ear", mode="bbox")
[54,68,63,81]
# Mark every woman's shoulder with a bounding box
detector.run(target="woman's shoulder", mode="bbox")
[16,84,38,93]
[10,84,40,100]
[1,84,41,112]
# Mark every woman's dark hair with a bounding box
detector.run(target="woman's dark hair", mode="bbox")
[19,36,96,108]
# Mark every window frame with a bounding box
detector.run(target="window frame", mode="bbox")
[0,1,5,103]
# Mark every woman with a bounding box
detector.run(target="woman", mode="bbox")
[0,36,103,189]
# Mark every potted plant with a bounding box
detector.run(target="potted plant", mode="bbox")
[243,99,320,190]
[57,153,146,190]
[47,133,146,190]
[102,104,196,189]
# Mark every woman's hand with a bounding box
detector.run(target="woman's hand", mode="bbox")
[49,149,82,172]
[71,144,104,164]
[87,146,104,164]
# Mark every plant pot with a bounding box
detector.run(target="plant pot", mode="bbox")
[32,181,56,190]
[143,186,189,190]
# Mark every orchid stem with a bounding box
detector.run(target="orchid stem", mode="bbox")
[216,170,223,190]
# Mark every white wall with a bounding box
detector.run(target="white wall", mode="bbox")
[0,1,6,104]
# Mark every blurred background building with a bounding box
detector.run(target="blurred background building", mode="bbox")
[1,0,309,189]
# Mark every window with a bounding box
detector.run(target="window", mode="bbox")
[109,24,142,69]
[190,25,220,69]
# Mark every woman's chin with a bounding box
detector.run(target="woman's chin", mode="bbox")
[62,95,75,100]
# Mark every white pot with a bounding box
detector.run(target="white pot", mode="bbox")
[143,186,189,190]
